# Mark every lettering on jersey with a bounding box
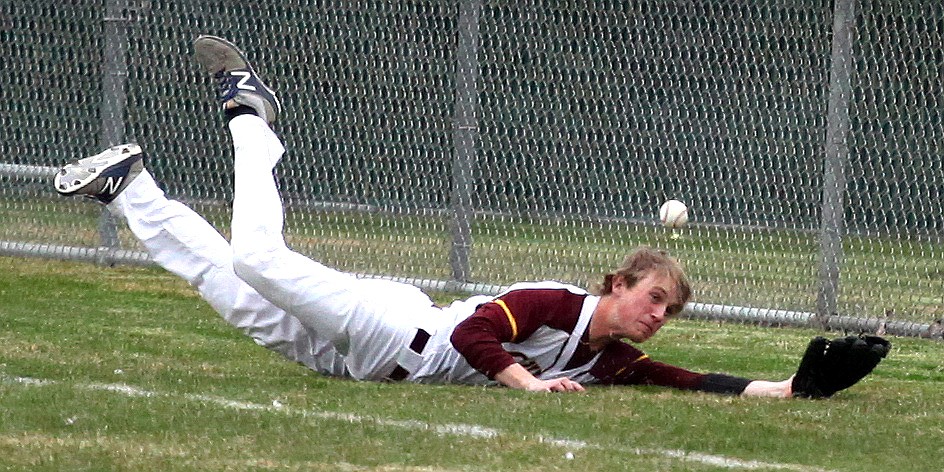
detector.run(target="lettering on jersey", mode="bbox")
[509,351,543,376]
[232,71,257,91]
[102,176,123,195]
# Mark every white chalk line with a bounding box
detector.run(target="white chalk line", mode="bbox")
[2,373,832,471]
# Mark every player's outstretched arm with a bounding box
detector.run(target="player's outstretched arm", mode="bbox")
[494,363,586,392]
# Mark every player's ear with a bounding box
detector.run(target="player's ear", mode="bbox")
[611,275,627,291]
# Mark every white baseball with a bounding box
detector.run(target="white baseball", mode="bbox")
[659,199,689,228]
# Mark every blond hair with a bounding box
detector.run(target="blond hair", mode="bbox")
[592,246,692,315]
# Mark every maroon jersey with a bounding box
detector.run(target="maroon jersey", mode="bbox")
[450,283,750,394]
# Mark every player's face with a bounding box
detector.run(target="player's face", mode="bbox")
[606,272,678,343]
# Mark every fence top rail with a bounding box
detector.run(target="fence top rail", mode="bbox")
[0,163,59,178]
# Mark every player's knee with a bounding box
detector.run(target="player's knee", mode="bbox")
[231,242,269,284]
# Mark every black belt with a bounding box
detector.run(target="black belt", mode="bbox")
[386,329,430,381]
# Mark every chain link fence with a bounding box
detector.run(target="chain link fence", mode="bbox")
[2,0,942,338]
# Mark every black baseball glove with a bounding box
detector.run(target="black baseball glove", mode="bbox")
[791,335,891,398]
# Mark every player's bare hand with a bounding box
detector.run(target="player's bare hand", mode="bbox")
[526,377,585,393]
[742,375,794,398]
[495,364,584,392]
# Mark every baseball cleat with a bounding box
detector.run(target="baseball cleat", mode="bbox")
[193,35,281,124]
[54,144,145,203]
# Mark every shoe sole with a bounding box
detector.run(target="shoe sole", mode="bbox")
[55,144,143,197]
[193,35,251,74]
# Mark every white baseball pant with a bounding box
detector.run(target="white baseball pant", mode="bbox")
[227,115,447,380]
[111,114,446,381]
[109,168,348,376]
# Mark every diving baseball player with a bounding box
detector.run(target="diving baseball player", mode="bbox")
[53,36,887,397]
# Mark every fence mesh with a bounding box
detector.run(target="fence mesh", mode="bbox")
[2,0,943,336]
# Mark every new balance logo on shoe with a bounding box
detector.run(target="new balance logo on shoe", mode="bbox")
[101,176,124,196]
[232,71,257,91]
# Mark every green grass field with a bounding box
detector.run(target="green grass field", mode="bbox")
[1,255,943,471]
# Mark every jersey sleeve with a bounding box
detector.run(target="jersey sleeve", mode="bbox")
[450,288,584,379]
[589,341,752,395]
[449,301,519,378]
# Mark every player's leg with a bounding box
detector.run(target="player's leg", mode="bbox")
[54,145,347,376]
[194,35,426,381]
[227,113,423,380]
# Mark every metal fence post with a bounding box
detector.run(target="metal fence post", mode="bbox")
[97,0,133,265]
[449,0,481,285]
[817,0,857,326]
